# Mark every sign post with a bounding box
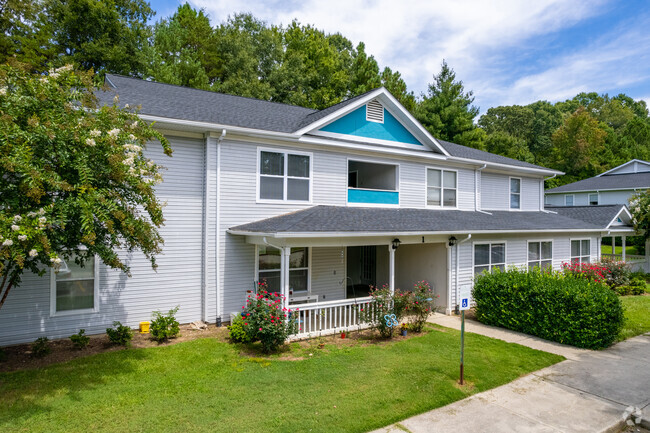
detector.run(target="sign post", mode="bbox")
[458,285,471,385]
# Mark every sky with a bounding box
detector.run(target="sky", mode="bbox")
[150,0,650,112]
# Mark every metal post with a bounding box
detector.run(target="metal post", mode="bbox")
[622,236,626,262]
[460,309,465,385]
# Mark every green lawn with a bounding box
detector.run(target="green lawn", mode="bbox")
[0,327,562,433]
[601,244,640,255]
[619,295,650,341]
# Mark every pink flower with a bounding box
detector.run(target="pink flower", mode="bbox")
[259,328,263,331]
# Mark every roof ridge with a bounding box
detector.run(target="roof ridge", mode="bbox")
[105,74,319,113]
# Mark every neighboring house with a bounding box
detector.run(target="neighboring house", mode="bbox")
[0,76,635,345]
[545,159,650,207]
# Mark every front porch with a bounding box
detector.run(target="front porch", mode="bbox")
[249,239,450,339]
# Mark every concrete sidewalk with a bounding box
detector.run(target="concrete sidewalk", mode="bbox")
[371,315,650,433]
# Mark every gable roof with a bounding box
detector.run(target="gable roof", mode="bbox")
[545,205,632,229]
[546,172,650,193]
[101,74,557,173]
[597,159,650,177]
[228,205,629,237]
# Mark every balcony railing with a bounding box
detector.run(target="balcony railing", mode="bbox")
[348,188,399,205]
[289,296,375,339]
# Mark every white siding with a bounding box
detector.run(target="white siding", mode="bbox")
[0,137,207,346]
[310,247,345,302]
[545,190,634,207]
[482,173,542,211]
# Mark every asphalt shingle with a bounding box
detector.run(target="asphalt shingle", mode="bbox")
[546,172,650,193]
[545,205,627,227]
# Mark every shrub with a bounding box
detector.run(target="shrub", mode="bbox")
[106,321,133,346]
[359,284,399,338]
[0,348,7,363]
[228,315,253,343]
[598,259,631,287]
[473,268,624,349]
[69,329,90,350]
[407,280,438,332]
[150,306,180,342]
[562,262,607,284]
[31,337,51,358]
[240,290,297,353]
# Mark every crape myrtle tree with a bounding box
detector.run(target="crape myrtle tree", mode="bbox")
[0,62,171,311]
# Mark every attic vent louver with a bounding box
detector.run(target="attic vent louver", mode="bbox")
[366,100,384,123]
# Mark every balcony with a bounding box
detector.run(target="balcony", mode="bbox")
[348,160,399,206]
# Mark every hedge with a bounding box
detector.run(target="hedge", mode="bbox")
[473,268,624,349]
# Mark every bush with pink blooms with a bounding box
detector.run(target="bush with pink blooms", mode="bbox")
[408,281,439,332]
[238,284,297,353]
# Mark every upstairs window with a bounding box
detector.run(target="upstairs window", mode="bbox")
[474,243,505,275]
[51,253,98,315]
[427,168,457,207]
[589,193,598,205]
[565,195,574,206]
[528,241,552,270]
[259,150,311,202]
[510,178,521,209]
[571,239,591,263]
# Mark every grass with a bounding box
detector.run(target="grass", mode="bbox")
[619,295,650,341]
[0,326,562,433]
[601,244,640,255]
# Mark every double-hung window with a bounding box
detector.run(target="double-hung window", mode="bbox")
[426,168,457,207]
[259,150,311,202]
[257,246,309,294]
[565,195,574,206]
[474,243,506,275]
[589,193,598,205]
[510,178,521,209]
[571,239,591,263]
[50,253,98,315]
[528,241,552,270]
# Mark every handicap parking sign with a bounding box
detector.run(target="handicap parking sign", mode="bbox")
[459,285,471,311]
[461,298,468,309]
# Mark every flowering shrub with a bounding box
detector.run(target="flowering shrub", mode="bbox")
[598,258,631,288]
[240,285,297,353]
[359,284,400,338]
[562,262,607,284]
[407,281,439,332]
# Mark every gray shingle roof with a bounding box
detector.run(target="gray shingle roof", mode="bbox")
[546,172,650,193]
[545,205,628,227]
[229,205,619,235]
[100,75,555,172]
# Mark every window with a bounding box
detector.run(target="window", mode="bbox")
[259,150,311,202]
[51,253,98,315]
[528,241,552,270]
[565,195,574,206]
[427,168,457,207]
[474,243,506,275]
[510,178,521,209]
[571,239,591,263]
[257,246,309,294]
[589,193,598,205]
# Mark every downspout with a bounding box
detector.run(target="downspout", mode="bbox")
[474,164,491,215]
[541,174,557,213]
[215,129,225,325]
[455,234,472,313]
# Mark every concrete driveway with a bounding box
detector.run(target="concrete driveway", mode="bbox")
[372,316,649,433]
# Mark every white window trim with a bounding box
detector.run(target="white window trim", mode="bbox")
[346,157,400,208]
[50,254,100,317]
[255,245,312,294]
[588,192,599,206]
[564,194,575,206]
[509,177,522,210]
[570,238,592,263]
[256,147,313,204]
[472,241,507,276]
[527,240,553,270]
[424,166,459,209]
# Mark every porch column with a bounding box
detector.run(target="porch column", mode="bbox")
[388,244,395,296]
[622,236,626,261]
[281,247,291,311]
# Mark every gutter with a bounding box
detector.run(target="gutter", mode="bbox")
[215,129,225,324]
[474,164,492,215]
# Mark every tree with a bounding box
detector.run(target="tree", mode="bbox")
[0,62,172,311]
[42,0,155,76]
[415,60,481,147]
[550,107,608,183]
[0,0,42,63]
[629,191,650,241]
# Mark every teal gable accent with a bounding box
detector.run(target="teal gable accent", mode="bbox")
[320,105,422,145]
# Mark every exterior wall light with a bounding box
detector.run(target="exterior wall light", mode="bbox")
[448,236,457,247]
[392,238,401,250]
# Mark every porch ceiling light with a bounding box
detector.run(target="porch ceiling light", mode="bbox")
[392,238,401,250]
[448,236,457,247]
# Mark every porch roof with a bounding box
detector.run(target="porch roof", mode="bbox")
[228,205,634,238]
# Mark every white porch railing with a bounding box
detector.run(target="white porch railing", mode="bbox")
[289,296,375,339]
